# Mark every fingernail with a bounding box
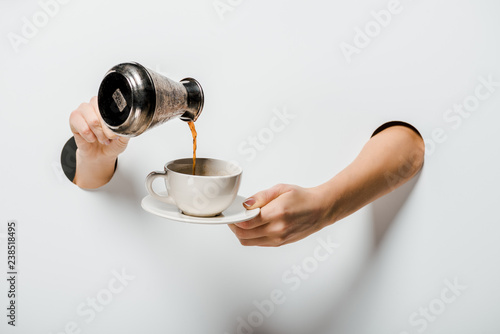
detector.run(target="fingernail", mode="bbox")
[243,198,255,208]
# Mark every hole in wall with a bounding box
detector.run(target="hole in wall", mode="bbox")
[61,136,77,182]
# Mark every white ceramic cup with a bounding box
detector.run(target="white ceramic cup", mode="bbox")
[145,158,242,217]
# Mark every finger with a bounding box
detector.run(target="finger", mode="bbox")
[234,218,289,239]
[237,236,284,247]
[234,228,296,247]
[90,96,119,140]
[229,222,270,240]
[79,103,111,145]
[236,189,290,229]
[70,110,97,144]
[243,184,293,210]
[234,214,267,229]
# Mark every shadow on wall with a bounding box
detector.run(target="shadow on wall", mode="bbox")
[309,170,422,334]
[101,163,144,208]
[221,172,423,334]
[371,171,422,249]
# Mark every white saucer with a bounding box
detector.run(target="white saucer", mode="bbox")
[141,193,260,225]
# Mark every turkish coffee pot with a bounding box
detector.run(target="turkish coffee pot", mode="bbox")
[97,62,204,137]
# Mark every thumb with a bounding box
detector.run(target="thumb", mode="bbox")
[243,184,292,209]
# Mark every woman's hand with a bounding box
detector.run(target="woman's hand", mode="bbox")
[229,124,425,247]
[69,96,129,189]
[229,184,331,247]
[70,96,129,161]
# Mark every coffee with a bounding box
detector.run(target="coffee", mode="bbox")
[188,121,197,175]
[171,163,231,177]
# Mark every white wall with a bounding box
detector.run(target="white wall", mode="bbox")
[1,0,499,333]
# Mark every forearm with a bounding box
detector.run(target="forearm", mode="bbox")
[316,125,425,227]
[73,149,117,189]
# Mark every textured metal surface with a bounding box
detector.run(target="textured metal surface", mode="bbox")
[98,62,204,137]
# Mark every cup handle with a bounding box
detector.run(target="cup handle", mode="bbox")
[145,171,175,205]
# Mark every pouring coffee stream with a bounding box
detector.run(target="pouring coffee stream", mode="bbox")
[188,121,198,175]
[97,62,204,174]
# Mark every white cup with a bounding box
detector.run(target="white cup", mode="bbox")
[145,158,242,217]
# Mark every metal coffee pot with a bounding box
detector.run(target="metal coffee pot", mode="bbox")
[97,62,204,137]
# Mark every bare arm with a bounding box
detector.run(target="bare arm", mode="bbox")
[317,125,424,228]
[229,125,425,247]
